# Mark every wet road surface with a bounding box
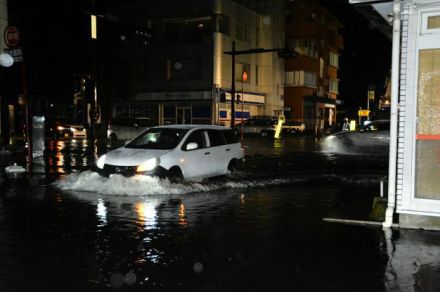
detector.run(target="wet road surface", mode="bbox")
[0,136,439,291]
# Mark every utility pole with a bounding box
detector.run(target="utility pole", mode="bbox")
[230,41,236,128]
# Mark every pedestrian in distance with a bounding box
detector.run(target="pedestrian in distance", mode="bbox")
[342,118,350,131]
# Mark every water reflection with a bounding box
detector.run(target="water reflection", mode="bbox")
[178,203,188,227]
[97,198,107,228]
[44,138,114,175]
[384,228,440,291]
[135,201,158,230]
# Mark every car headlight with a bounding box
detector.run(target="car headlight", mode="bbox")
[70,127,77,132]
[136,157,159,172]
[57,126,65,131]
[96,155,106,169]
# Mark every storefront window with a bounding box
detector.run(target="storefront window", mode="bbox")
[415,49,440,199]
[163,105,176,125]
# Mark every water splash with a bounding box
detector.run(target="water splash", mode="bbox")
[52,170,297,196]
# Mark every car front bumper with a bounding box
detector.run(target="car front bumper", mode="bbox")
[95,164,168,178]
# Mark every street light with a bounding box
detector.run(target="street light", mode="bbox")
[0,53,14,68]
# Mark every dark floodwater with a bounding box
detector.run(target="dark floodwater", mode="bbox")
[0,136,439,291]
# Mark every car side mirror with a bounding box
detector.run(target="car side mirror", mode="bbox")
[186,142,198,151]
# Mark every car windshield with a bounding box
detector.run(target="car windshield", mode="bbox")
[125,127,188,150]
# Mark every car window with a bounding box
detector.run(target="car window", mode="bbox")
[126,128,188,149]
[182,130,207,151]
[207,130,227,147]
[222,129,239,144]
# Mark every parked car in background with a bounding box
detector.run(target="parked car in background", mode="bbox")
[107,117,154,141]
[234,117,277,137]
[96,125,244,181]
[47,121,87,139]
[282,121,306,135]
[322,119,390,155]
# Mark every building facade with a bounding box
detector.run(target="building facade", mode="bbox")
[107,0,285,127]
[284,0,343,132]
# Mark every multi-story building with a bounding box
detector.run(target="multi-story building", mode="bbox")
[106,0,285,126]
[284,0,343,132]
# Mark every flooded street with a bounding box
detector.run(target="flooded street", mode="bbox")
[0,136,439,291]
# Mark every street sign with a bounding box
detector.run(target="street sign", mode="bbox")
[358,109,370,117]
[4,47,23,62]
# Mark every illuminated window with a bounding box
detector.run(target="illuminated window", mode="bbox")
[285,71,317,88]
[329,52,339,68]
[428,15,440,29]
[421,11,440,34]
[329,78,339,93]
[287,39,318,59]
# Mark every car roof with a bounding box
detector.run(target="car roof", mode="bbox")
[154,124,232,130]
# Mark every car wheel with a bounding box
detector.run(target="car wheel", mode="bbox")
[168,167,183,183]
[227,159,239,173]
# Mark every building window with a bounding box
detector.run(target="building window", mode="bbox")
[236,22,251,42]
[304,71,317,88]
[214,14,230,35]
[288,39,318,59]
[285,71,302,86]
[428,15,440,29]
[329,52,339,68]
[329,78,339,93]
[285,71,317,88]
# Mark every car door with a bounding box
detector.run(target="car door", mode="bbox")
[207,129,229,175]
[180,129,214,178]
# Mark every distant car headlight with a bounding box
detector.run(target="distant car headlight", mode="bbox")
[136,157,159,172]
[57,126,65,131]
[96,155,106,169]
[70,127,77,132]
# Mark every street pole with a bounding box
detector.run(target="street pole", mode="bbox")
[241,80,244,142]
[21,56,32,170]
[230,41,236,128]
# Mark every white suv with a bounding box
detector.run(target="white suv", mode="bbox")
[96,125,244,181]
